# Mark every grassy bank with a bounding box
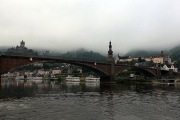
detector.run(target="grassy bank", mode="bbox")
[115,76,152,84]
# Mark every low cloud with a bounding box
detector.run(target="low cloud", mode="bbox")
[0,0,180,55]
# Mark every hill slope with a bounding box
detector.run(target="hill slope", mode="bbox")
[124,50,161,57]
[59,48,107,61]
[169,45,180,61]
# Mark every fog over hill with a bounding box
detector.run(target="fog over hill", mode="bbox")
[1,0,180,54]
[1,44,180,61]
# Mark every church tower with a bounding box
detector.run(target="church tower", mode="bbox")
[108,41,113,62]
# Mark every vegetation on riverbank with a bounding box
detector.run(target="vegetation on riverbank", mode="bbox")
[115,76,152,84]
[176,79,180,82]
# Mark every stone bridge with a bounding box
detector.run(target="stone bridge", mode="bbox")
[1,41,177,83]
[0,55,162,82]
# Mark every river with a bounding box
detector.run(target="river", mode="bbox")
[0,79,180,120]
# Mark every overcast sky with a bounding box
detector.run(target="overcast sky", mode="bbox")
[0,0,180,55]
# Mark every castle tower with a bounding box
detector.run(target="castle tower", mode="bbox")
[108,41,113,62]
[20,40,25,48]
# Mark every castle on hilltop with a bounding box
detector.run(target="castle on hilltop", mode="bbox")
[6,40,38,56]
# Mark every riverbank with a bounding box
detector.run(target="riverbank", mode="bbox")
[115,76,180,85]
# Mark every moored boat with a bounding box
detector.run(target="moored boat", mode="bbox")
[15,76,42,80]
[66,75,80,82]
[85,75,100,82]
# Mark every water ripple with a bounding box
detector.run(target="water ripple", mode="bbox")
[0,81,180,120]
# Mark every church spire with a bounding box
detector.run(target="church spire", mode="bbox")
[108,41,113,62]
[108,41,113,55]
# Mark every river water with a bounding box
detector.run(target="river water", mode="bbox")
[0,79,180,120]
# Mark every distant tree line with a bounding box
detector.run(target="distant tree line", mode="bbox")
[60,49,106,61]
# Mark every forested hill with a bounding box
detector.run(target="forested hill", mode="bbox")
[169,45,180,61]
[124,45,180,61]
[0,47,107,61]
[59,49,107,62]
[124,50,161,57]
[1,45,179,61]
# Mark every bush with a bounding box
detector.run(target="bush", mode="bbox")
[115,76,130,83]
[176,79,180,82]
[57,77,65,82]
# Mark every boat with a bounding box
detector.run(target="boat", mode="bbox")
[66,81,80,86]
[85,82,99,87]
[15,76,42,80]
[15,76,24,80]
[27,76,42,80]
[15,76,42,84]
[85,75,100,82]
[161,78,175,85]
[65,75,80,82]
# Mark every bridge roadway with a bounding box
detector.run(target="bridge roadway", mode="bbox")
[0,55,169,83]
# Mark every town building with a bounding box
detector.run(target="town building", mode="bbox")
[164,56,172,64]
[51,68,62,75]
[33,62,43,67]
[116,51,165,65]
[37,69,50,76]
[115,55,138,64]
[161,64,178,72]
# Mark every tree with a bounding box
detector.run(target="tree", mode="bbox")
[175,59,180,67]
[128,59,136,65]
[138,57,145,62]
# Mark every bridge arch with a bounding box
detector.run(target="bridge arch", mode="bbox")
[114,65,157,78]
[46,61,109,77]
[70,62,109,76]
[1,55,159,81]
[0,55,109,77]
[131,67,157,77]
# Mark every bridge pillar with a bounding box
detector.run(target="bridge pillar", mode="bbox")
[100,76,115,83]
[24,75,27,83]
[101,61,116,83]
[110,76,115,83]
[100,61,115,83]
[110,62,115,83]
[100,76,110,83]
[110,62,115,75]
[156,67,161,79]
[168,69,173,76]
[0,76,1,88]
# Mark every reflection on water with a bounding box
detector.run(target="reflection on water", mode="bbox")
[0,79,101,99]
[0,79,180,120]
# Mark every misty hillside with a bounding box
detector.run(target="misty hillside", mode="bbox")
[1,45,180,61]
[59,48,107,61]
[0,46,8,53]
[124,45,180,61]
[169,45,180,60]
[0,46,107,61]
[39,48,107,61]
[124,50,161,57]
